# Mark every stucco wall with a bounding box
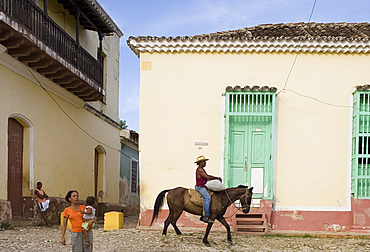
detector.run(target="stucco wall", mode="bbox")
[0,65,120,203]
[42,0,120,122]
[139,51,370,211]
[87,33,121,122]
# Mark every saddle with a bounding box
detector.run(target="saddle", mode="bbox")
[188,188,213,207]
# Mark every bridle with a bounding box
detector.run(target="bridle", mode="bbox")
[225,189,251,212]
[223,189,251,219]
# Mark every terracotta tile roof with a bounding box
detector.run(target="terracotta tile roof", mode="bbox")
[131,22,370,42]
[355,84,370,91]
[128,23,370,56]
[226,85,277,92]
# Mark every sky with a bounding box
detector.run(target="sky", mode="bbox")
[99,0,370,132]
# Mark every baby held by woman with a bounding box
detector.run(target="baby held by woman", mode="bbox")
[80,196,96,246]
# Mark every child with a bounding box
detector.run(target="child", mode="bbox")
[80,196,96,246]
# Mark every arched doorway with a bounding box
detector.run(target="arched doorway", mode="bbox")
[8,118,24,216]
[94,146,106,202]
[8,115,34,217]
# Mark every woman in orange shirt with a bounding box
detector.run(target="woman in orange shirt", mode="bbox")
[61,190,92,251]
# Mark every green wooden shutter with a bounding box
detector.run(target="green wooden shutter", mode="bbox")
[352,91,370,199]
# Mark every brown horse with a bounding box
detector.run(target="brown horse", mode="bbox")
[151,185,253,247]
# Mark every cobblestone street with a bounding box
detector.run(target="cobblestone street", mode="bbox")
[0,217,369,252]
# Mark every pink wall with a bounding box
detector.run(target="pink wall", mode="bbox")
[352,197,370,231]
[270,210,352,231]
[140,198,370,233]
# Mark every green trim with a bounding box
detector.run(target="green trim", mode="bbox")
[352,90,370,199]
[224,91,276,200]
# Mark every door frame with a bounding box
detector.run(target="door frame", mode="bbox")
[94,145,106,202]
[7,115,34,217]
[9,114,34,192]
[8,118,24,216]
[224,91,276,200]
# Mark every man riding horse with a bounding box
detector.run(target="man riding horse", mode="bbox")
[195,155,222,224]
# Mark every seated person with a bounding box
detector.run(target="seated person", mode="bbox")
[34,181,59,226]
[194,155,222,223]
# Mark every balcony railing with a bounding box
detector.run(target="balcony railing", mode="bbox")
[0,0,103,87]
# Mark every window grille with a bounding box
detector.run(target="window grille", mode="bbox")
[131,159,138,193]
[227,93,274,115]
[352,91,370,198]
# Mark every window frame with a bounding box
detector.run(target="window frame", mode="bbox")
[352,90,370,199]
[130,158,139,194]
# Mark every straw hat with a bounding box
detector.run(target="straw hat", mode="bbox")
[195,155,209,163]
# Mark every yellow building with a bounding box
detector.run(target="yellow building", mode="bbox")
[0,0,123,221]
[128,23,370,232]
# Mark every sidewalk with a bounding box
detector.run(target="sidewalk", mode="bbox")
[137,225,370,239]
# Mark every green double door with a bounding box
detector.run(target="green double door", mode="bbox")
[228,116,273,199]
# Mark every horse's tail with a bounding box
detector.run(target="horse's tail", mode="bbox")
[150,189,170,226]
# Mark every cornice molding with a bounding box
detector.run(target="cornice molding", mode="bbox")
[84,104,122,129]
[85,0,123,37]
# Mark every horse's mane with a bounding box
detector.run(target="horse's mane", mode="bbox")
[237,185,248,188]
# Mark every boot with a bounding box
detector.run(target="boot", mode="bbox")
[200,215,213,223]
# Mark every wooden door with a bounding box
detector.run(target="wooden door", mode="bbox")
[229,122,247,187]
[248,122,271,198]
[228,116,272,198]
[8,118,23,216]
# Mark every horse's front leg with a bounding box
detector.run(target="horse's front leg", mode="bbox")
[217,216,232,245]
[202,222,214,247]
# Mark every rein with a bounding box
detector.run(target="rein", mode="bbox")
[223,189,250,219]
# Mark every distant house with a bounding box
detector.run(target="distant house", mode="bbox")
[119,129,139,216]
[1,0,123,222]
[128,22,370,232]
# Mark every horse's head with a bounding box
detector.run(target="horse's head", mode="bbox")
[239,186,253,214]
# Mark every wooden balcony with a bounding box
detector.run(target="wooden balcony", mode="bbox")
[0,0,104,101]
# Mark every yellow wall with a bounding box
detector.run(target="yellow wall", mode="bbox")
[139,51,370,210]
[0,65,120,203]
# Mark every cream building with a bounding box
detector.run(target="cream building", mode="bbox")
[0,0,123,221]
[129,23,370,232]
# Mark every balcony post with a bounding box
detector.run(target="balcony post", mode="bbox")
[43,0,47,13]
[98,32,104,85]
[76,9,80,44]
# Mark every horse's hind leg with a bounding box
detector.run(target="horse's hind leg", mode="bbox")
[170,211,182,236]
[163,210,182,236]
[217,216,232,245]
[163,215,171,235]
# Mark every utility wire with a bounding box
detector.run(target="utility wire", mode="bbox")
[286,89,353,108]
[16,30,138,160]
[277,0,353,109]
[22,63,135,159]
[276,1,351,109]
[308,0,318,23]
[277,0,317,95]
